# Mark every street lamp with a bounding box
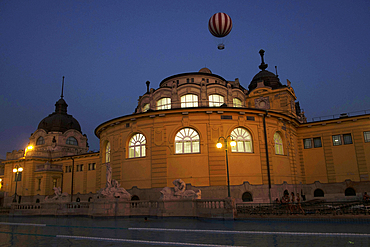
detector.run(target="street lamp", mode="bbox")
[12,165,23,203]
[216,136,236,198]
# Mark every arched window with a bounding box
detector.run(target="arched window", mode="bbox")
[105,142,111,163]
[181,94,198,108]
[209,94,224,107]
[156,98,171,110]
[36,136,45,145]
[345,187,356,196]
[131,195,140,200]
[36,198,40,203]
[76,197,80,202]
[274,132,284,155]
[230,127,253,153]
[129,133,146,158]
[233,98,242,108]
[66,136,78,145]
[142,103,150,112]
[242,192,253,202]
[314,189,324,197]
[175,128,200,154]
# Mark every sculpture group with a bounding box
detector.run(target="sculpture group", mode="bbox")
[160,179,201,200]
[96,163,131,200]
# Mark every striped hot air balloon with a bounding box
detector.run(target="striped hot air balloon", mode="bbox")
[208,12,233,38]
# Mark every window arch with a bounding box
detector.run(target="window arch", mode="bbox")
[274,132,284,155]
[181,94,198,108]
[175,128,200,154]
[105,142,111,163]
[66,136,78,145]
[129,133,146,158]
[314,189,324,197]
[233,98,242,108]
[345,187,356,196]
[242,192,253,202]
[230,127,253,153]
[209,94,224,107]
[142,103,150,112]
[36,136,45,145]
[156,98,171,110]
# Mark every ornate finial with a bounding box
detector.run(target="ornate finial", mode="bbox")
[258,49,268,71]
[275,66,279,78]
[146,81,150,93]
[61,76,65,99]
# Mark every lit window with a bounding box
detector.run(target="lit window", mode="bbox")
[36,136,45,145]
[343,134,352,145]
[53,179,57,187]
[157,98,171,110]
[181,94,198,108]
[66,136,78,145]
[129,133,146,158]
[88,163,96,171]
[175,128,200,154]
[303,139,312,149]
[332,135,342,146]
[364,131,370,143]
[274,132,284,155]
[230,127,253,153]
[209,94,224,107]
[142,103,150,112]
[233,98,242,107]
[105,142,111,163]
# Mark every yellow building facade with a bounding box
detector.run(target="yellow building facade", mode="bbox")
[1,50,369,205]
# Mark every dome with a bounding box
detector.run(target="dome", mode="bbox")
[248,49,284,92]
[37,98,82,133]
[198,67,212,74]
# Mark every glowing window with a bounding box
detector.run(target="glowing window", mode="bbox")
[129,133,146,158]
[105,142,111,163]
[175,128,200,154]
[181,94,198,108]
[209,94,224,107]
[233,98,242,107]
[66,136,78,145]
[364,131,370,142]
[230,127,253,153]
[36,136,45,145]
[156,98,171,110]
[274,132,284,155]
[142,103,150,112]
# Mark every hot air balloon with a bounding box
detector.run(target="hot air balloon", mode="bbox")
[208,12,233,50]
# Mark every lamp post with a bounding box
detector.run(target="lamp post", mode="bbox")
[12,165,23,203]
[216,136,236,198]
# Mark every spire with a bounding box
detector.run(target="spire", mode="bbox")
[258,49,268,71]
[61,76,65,99]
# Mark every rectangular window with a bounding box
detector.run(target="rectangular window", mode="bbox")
[38,178,41,190]
[332,135,342,146]
[88,163,96,171]
[303,139,312,149]
[343,134,352,144]
[53,179,57,188]
[76,165,79,172]
[68,166,72,172]
[247,116,255,121]
[80,164,84,172]
[364,131,370,142]
[65,166,69,173]
[313,137,322,148]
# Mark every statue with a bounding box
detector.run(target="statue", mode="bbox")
[96,163,131,200]
[160,179,201,200]
[45,187,68,201]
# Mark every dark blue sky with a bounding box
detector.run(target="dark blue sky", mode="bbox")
[1,0,370,159]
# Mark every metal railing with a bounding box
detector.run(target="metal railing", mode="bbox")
[311,109,370,122]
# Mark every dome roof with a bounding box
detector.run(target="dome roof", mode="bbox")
[248,49,284,92]
[198,67,212,74]
[37,98,81,133]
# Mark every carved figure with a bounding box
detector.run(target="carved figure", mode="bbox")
[96,163,131,200]
[105,162,112,188]
[160,179,201,200]
[45,187,68,201]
